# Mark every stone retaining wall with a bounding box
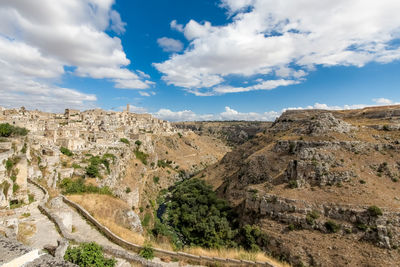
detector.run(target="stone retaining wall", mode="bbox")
[27,178,48,203]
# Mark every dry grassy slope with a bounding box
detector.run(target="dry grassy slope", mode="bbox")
[199,105,400,266]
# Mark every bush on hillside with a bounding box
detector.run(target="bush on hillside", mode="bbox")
[60,178,113,195]
[135,140,142,146]
[139,243,154,260]
[368,205,383,217]
[85,155,112,177]
[60,147,73,157]
[134,149,149,165]
[0,123,28,137]
[64,242,116,267]
[120,138,130,145]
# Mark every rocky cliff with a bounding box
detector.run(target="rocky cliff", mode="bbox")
[200,105,400,266]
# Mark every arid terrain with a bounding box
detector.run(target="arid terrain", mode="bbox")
[2,105,400,266]
[201,105,400,266]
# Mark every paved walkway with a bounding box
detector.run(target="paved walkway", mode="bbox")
[51,199,121,250]
[23,183,61,248]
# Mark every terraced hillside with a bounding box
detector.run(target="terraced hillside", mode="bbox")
[200,105,400,266]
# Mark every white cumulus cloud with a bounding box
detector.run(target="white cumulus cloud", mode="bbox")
[153,106,279,122]
[152,99,399,122]
[155,0,400,96]
[0,0,151,111]
[372,98,394,105]
[157,37,184,52]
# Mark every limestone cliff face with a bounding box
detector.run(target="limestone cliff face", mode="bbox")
[201,106,400,267]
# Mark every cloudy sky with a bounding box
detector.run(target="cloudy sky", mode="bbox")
[0,0,400,121]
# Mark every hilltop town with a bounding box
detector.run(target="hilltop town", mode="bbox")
[0,105,236,266]
[0,105,175,208]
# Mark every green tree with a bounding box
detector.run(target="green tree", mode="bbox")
[165,178,237,248]
[0,123,13,137]
[0,123,28,137]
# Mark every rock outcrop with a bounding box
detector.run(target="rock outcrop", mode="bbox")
[202,105,400,266]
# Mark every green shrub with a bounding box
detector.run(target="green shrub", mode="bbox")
[359,179,366,184]
[64,242,116,267]
[125,187,131,193]
[142,213,151,227]
[12,183,20,193]
[383,125,390,131]
[21,143,27,154]
[103,153,116,164]
[72,163,81,169]
[306,210,320,225]
[356,223,368,231]
[325,220,340,233]
[368,205,383,217]
[60,147,73,157]
[120,138,130,145]
[153,176,159,184]
[28,193,35,203]
[239,225,268,252]
[10,200,24,209]
[139,244,154,260]
[134,149,149,165]
[0,123,12,137]
[151,217,183,249]
[86,164,99,178]
[135,140,142,146]
[0,123,28,137]
[60,178,113,195]
[85,155,111,177]
[5,159,14,173]
[1,181,10,197]
[157,159,172,168]
[288,180,298,189]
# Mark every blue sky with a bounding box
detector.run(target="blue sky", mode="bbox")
[0,0,400,121]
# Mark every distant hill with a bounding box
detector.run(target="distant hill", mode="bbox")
[173,121,272,147]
